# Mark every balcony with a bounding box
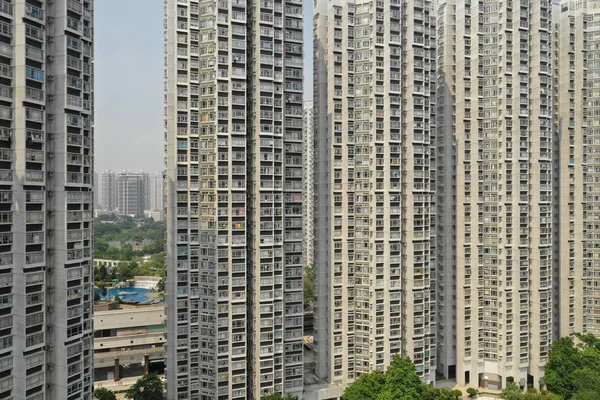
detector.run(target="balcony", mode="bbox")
[25,170,44,183]
[0,84,11,101]
[27,129,43,143]
[25,4,44,22]
[25,151,43,163]
[25,251,44,265]
[25,108,43,122]
[0,1,12,17]
[25,87,44,102]
[25,45,43,62]
[0,106,12,121]
[26,211,44,224]
[26,232,44,245]
[67,249,83,261]
[66,95,83,109]
[0,253,11,266]
[0,21,10,38]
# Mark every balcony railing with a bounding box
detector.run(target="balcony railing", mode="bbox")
[25,170,44,183]
[25,251,44,265]
[25,45,43,61]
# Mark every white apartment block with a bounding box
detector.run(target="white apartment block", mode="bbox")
[164,0,304,399]
[116,171,145,217]
[553,0,600,338]
[303,101,314,269]
[0,0,95,399]
[93,171,98,208]
[149,170,165,215]
[100,170,117,211]
[437,0,553,390]
[313,0,437,388]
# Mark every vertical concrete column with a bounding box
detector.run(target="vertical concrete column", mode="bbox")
[114,357,120,381]
[144,355,149,374]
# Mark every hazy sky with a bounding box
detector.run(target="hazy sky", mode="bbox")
[95,0,313,173]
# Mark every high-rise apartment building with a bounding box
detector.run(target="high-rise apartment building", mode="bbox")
[94,171,99,208]
[303,101,314,270]
[164,0,304,399]
[0,0,95,398]
[149,170,164,214]
[100,169,117,211]
[554,0,600,339]
[313,0,437,388]
[436,0,553,389]
[116,171,145,217]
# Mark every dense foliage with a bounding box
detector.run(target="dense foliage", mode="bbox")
[125,373,164,400]
[304,264,314,307]
[501,382,562,400]
[545,334,600,400]
[342,356,455,400]
[94,217,165,260]
[94,217,166,283]
[94,388,117,400]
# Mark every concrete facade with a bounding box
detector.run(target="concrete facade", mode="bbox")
[436,0,554,390]
[0,0,96,399]
[303,101,314,269]
[553,0,600,339]
[313,0,437,389]
[93,305,166,380]
[164,1,304,399]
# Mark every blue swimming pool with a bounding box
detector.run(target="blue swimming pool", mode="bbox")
[96,287,151,303]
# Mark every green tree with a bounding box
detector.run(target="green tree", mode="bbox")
[572,391,600,400]
[260,394,300,400]
[572,367,600,399]
[94,388,117,400]
[422,386,455,400]
[157,277,165,292]
[94,292,101,302]
[117,261,138,280]
[452,390,463,399]
[125,373,163,400]
[341,369,385,400]
[114,295,122,303]
[467,388,478,398]
[377,356,424,400]
[95,265,108,281]
[342,356,461,400]
[545,337,580,398]
[544,334,600,399]
[96,238,109,254]
[304,264,314,306]
[502,382,524,400]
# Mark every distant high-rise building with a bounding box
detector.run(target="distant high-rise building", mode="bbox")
[164,0,304,398]
[117,171,145,217]
[436,0,553,389]
[149,171,164,216]
[140,170,151,211]
[94,171,99,209]
[303,101,314,270]
[312,0,437,389]
[0,1,95,398]
[101,170,118,211]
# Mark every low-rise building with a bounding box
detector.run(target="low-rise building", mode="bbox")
[93,304,166,382]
